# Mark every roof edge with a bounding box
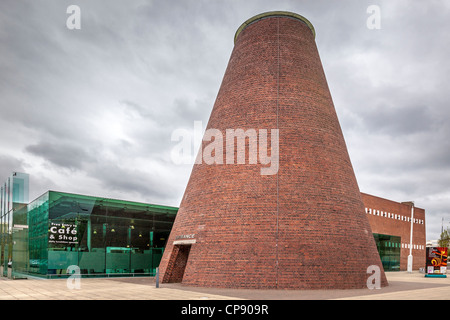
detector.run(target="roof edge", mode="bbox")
[234,11,316,43]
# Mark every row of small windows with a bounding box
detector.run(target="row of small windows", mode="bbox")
[379,241,424,250]
[401,243,425,250]
[365,208,424,225]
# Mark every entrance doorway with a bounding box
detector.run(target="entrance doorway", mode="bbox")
[163,244,191,283]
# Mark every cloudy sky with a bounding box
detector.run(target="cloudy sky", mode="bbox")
[1,0,449,240]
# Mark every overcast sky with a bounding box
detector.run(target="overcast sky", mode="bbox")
[1,0,449,240]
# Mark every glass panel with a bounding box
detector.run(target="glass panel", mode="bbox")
[11,204,28,278]
[27,192,49,276]
[373,233,401,271]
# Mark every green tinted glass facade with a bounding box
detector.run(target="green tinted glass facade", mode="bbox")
[0,172,29,277]
[1,191,177,278]
[373,233,401,271]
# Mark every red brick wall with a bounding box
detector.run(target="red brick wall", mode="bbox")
[159,13,388,289]
[162,245,192,283]
[361,193,426,270]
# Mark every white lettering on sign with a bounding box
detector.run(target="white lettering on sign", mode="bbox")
[48,222,78,245]
[176,234,195,240]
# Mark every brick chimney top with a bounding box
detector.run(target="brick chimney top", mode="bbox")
[234,11,315,43]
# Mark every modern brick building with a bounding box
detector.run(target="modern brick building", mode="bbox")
[361,193,426,271]
[159,11,388,289]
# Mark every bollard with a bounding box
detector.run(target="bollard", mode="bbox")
[155,267,159,288]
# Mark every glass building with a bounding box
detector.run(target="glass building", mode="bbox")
[1,189,177,279]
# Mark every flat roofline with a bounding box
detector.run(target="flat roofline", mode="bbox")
[234,11,315,44]
[360,192,425,211]
[28,189,178,212]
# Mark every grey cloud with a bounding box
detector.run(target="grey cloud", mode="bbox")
[86,162,176,204]
[25,141,94,170]
[0,155,26,182]
[1,0,449,240]
[357,104,438,136]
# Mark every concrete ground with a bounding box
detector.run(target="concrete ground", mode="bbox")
[0,271,448,300]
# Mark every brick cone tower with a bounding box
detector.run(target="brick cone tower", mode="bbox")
[159,11,388,289]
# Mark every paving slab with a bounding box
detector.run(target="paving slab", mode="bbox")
[0,271,448,300]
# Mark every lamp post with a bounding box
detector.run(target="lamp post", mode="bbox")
[407,202,415,273]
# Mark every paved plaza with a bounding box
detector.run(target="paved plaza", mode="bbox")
[0,271,448,300]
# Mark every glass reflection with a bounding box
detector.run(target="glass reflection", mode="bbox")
[1,191,177,278]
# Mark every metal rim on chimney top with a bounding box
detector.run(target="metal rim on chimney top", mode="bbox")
[234,11,316,43]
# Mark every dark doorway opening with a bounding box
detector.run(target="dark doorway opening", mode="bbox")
[163,244,191,283]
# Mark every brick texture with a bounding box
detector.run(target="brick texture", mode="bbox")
[361,193,426,271]
[159,12,388,289]
[163,245,192,283]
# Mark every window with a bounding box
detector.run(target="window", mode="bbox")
[373,233,401,271]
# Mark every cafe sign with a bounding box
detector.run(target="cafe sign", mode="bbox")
[48,222,78,245]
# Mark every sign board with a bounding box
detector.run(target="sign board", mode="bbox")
[174,234,196,245]
[13,224,28,231]
[48,222,78,245]
[426,247,448,274]
[173,239,196,245]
